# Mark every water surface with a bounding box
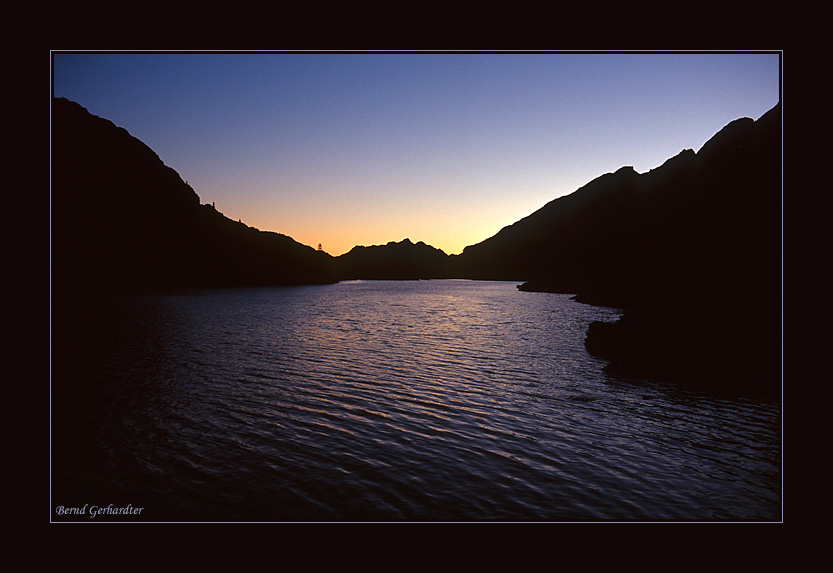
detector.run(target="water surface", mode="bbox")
[51,280,781,521]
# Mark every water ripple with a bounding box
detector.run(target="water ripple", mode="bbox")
[52,281,781,521]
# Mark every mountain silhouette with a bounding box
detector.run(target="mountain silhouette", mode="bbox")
[335,238,453,280]
[455,103,781,395]
[458,104,780,302]
[51,97,337,293]
[51,97,782,395]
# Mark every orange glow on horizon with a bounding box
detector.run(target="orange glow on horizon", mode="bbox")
[214,191,551,258]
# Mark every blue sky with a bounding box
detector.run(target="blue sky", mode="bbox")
[52,51,781,256]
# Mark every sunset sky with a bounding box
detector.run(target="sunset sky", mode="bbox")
[52,51,781,256]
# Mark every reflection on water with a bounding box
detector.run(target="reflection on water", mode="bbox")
[51,281,781,521]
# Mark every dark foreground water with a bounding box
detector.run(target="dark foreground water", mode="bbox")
[51,280,781,522]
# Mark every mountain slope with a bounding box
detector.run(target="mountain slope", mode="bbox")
[51,97,337,292]
[51,96,782,394]
[457,103,782,394]
[335,238,453,280]
[458,103,780,305]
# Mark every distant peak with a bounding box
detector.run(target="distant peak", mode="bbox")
[383,238,414,247]
[607,165,639,179]
[697,116,756,156]
[650,148,696,172]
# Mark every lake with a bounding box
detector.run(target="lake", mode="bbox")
[51,280,781,522]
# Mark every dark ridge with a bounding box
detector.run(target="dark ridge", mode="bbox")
[335,238,453,280]
[455,103,781,396]
[51,96,782,396]
[51,97,338,295]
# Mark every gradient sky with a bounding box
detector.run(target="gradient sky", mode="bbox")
[52,51,780,256]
